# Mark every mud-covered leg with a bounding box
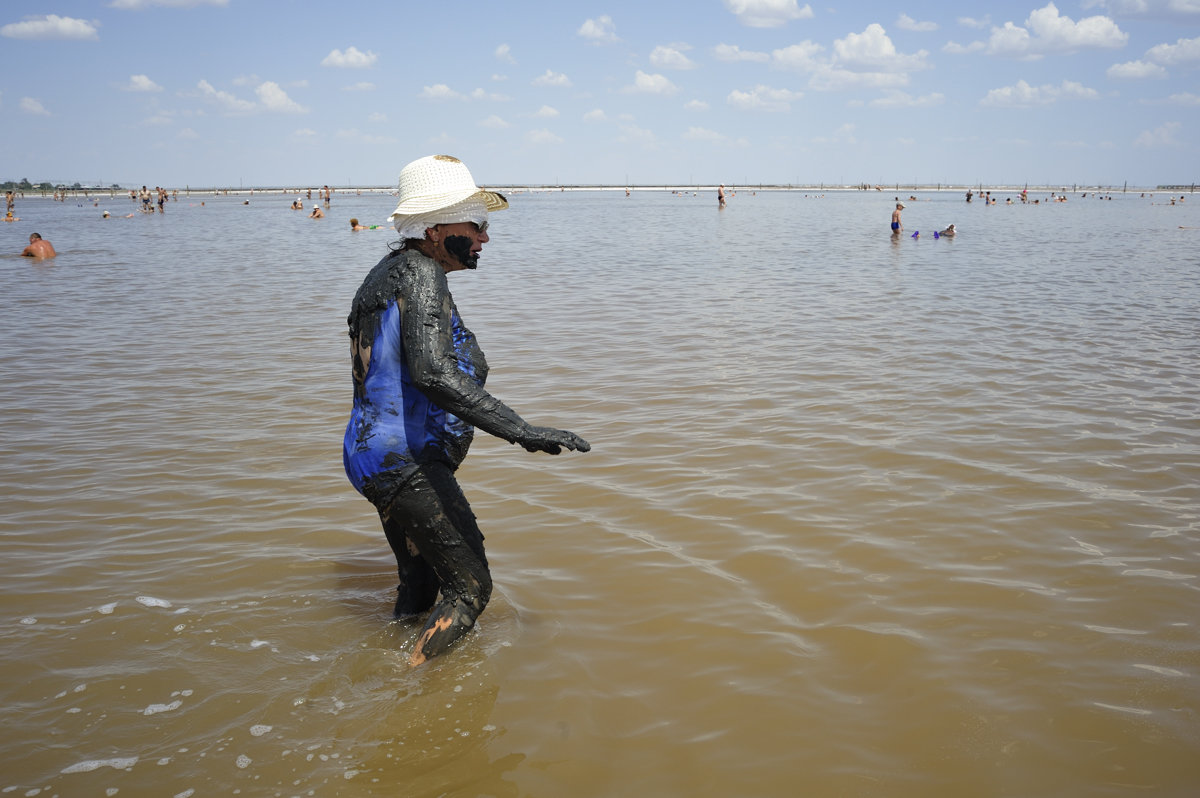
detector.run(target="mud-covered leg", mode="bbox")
[378,510,440,617]
[383,463,492,665]
[409,587,489,666]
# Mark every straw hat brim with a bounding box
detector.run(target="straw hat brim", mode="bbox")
[388,188,508,220]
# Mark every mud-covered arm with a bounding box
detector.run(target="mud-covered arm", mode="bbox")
[401,258,589,454]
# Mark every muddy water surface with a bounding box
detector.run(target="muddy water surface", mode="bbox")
[1,188,1197,796]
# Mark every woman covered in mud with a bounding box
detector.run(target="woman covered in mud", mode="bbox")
[343,155,590,666]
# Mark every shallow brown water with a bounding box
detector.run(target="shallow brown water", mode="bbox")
[1,189,1198,796]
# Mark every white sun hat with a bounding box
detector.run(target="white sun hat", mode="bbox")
[388,154,507,222]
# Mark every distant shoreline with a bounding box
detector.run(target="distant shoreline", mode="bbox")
[7,182,1195,197]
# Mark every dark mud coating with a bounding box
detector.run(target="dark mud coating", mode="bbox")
[345,247,589,664]
[347,249,529,445]
[442,234,478,269]
[364,462,491,660]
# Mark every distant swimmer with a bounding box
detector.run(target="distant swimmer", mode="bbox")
[718,184,726,207]
[309,204,325,219]
[4,211,18,222]
[22,233,56,258]
[350,217,367,230]
[940,224,956,237]
[891,202,905,235]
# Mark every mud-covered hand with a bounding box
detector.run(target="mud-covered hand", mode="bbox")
[519,426,591,455]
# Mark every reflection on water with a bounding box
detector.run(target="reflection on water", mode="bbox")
[1,189,1198,796]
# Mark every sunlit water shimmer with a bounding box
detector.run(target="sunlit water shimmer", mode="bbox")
[2,188,1198,797]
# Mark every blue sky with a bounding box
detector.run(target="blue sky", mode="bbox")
[3,0,1198,188]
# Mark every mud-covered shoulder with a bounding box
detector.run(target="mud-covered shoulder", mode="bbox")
[347,250,410,340]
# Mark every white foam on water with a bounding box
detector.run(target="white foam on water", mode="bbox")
[143,700,182,716]
[61,757,138,774]
[249,724,272,737]
[135,596,172,609]
[234,754,252,769]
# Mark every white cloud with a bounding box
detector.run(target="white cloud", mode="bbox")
[1107,60,1168,78]
[20,97,50,115]
[197,79,254,112]
[808,66,910,91]
[256,81,307,113]
[685,99,710,111]
[714,43,770,62]
[683,127,727,142]
[771,28,926,92]
[417,84,506,102]
[617,124,657,146]
[343,82,376,92]
[896,14,937,32]
[527,129,564,144]
[321,46,377,68]
[110,0,228,8]
[532,69,572,87]
[292,128,318,139]
[1166,91,1200,104]
[583,108,608,122]
[980,78,1100,106]
[1025,2,1127,48]
[626,71,678,94]
[480,115,510,129]
[771,41,825,71]
[833,24,930,72]
[966,3,1128,59]
[650,45,697,69]
[1,14,98,40]
[724,0,814,28]
[470,88,509,101]
[495,43,515,63]
[1134,120,1182,147]
[533,105,559,118]
[368,112,386,122]
[958,15,992,28]
[578,15,618,43]
[176,127,199,140]
[1081,0,1200,19]
[1145,35,1200,65]
[125,74,162,92]
[942,40,986,54]
[869,90,945,107]
[420,84,465,101]
[727,84,803,111]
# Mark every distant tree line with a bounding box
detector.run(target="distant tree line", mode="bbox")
[2,178,124,191]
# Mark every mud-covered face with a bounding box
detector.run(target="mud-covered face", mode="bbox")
[432,221,489,270]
